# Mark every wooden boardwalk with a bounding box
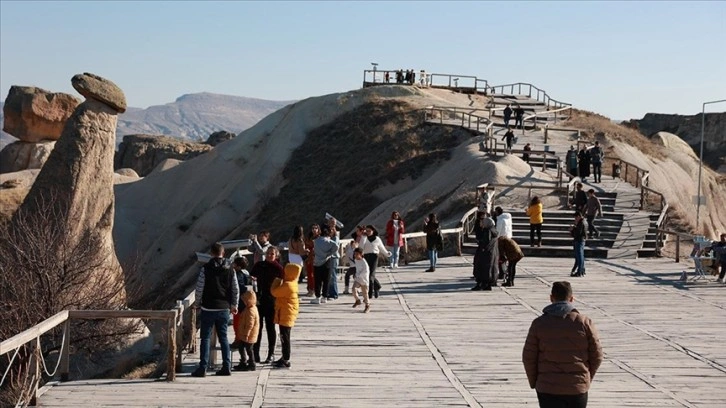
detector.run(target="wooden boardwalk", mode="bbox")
[39,256,726,407]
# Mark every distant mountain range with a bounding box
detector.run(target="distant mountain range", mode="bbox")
[0,93,295,149]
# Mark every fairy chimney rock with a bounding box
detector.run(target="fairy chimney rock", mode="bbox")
[71,72,127,113]
[13,72,127,305]
[2,86,80,142]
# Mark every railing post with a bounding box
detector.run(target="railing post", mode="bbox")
[456,231,462,256]
[189,307,197,353]
[167,314,177,381]
[29,338,40,406]
[60,319,71,382]
[175,301,183,374]
[403,238,409,265]
[544,125,549,144]
[625,163,629,182]
[640,183,645,210]
[675,234,680,263]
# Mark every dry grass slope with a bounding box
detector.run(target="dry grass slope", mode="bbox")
[246,100,476,239]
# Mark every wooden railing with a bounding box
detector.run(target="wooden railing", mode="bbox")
[422,106,563,175]
[488,82,571,110]
[522,105,574,133]
[0,291,198,406]
[361,70,489,94]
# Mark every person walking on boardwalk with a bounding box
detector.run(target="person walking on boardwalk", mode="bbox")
[502,126,515,154]
[514,105,525,129]
[311,225,340,304]
[523,143,532,164]
[250,246,284,364]
[192,242,239,377]
[523,281,603,408]
[566,146,578,178]
[234,291,259,371]
[325,219,341,301]
[585,189,603,239]
[303,224,320,297]
[362,225,391,298]
[589,141,604,183]
[710,233,726,283]
[351,248,372,313]
[472,211,499,291]
[249,230,272,265]
[386,211,406,269]
[424,213,443,272]
[288,225,309,269]
[270,263,301,368]
[494,206,513,239]
[498,236,524,287]
[503,104,513,127]
[526,196,544,247]
[230,256,251,367]
[573,182,588,215]
[578,147,591,182]
[570,212,588,277]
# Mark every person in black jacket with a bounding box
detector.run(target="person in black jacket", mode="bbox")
[570,212,588,277]
[250,246,284,364]
[573,182,588,214]
[472,211,500,291]
[424,213,443,272]
[578,148,591,182]
[192,242,239,377]
[514,105,525,129]
[503,104,513,127]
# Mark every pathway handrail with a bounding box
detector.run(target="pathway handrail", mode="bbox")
[0,299,195,404]
[522,105,574,134]
[489,82,571,109]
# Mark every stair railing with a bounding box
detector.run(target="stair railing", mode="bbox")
[521,105,574,134]
[488,82,571,110]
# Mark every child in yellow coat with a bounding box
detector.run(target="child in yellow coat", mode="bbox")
[270,263,301,368]
[234,291,259,371]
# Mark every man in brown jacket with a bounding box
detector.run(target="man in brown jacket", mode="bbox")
[522,281,603,408]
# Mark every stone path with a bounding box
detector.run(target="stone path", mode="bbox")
[39,256,726,407]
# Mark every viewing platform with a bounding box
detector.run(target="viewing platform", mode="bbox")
[37,256,726,407]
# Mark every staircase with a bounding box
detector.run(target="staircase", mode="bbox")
[424,86,662,260]
[462,209,623,259]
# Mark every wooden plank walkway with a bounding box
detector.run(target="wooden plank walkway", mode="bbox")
[39,256,726,407]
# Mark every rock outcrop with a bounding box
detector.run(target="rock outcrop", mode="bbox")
[114,134,212,176]
[2,86,80,142]
[11,72,127,306]
[205,130,236,146]
[0,140,56,173]
[627,112,726,171]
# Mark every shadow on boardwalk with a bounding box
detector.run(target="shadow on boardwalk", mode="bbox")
[39,256,726,407]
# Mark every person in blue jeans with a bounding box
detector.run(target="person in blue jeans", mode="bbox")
[192,242,239,377]
[424,213,443,272]
[327,224,341,300]
[570,212,587,277]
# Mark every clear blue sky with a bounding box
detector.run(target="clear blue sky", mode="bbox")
[1,1,724,119]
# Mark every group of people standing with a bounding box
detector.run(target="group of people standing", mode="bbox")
[388,69,420,85]
[503,104,526,129]
[471,197,525,291]
[566,141,605,183]
[192,242,299,377]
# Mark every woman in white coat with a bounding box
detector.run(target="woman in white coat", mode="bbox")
[362,225,391,299]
